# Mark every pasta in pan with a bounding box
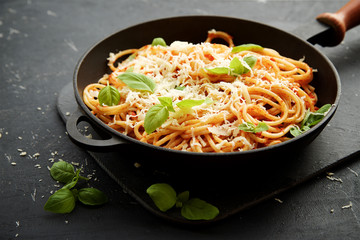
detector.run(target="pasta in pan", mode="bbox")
[83,30,322,153]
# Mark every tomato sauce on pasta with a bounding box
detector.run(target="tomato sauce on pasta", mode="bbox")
[83,30,317,153]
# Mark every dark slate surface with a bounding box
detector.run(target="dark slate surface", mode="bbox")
[1,0,360,239]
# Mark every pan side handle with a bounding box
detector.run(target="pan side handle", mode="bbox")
[66,110,128,151]
[317,0,360,45]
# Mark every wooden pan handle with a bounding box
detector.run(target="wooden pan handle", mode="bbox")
[316,0,360,45]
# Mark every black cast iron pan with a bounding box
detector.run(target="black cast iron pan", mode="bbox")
[66,0,360,166]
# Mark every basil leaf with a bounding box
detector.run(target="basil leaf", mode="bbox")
[144,104,169,134]
[229,57,244,75]
[290,126,303,137]
[175,86,186,91]
[238,122,256,132]
[44,188,76,214]
[290,104,331,137]
[176,99,205,109]
[254,122,269,133]
[78,188,108,206]
[118,72,156,93]
[158,97,175,112]
[205,67,230,75]
[206,56,257,76]
[98,84,120,106]
[243,56,258,74]
[50,161,75,184]
[302,126,311,131]
[239,122,268,133]
[316,103,332,114]
[232,44,263,53]
[181,198,219,220]
[126,54,136,61]
[176,191,190,208]
[302,104,332,128]
[152,37,167,47]
[146,183,177,212]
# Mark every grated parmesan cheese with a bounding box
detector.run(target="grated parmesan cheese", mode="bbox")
[99,39,307,152]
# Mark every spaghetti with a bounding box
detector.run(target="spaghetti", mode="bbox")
[83,30,319,153]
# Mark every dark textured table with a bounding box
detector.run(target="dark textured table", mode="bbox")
[1,0,360,239]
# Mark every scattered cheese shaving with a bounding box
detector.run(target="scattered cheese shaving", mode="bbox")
[326,175,343,183]
[341,201,352,209]
[347,167,358,177]
[31,188,37,202]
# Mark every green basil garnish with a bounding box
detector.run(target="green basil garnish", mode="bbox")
[146,183,219,221]
[158,96,175,112]
[146,183,177,212]
[126,54,136,61]
[290,126,304,137]
[78,188,108,206]
[229,57,244,75]
[118,72,156,93]
[176,99,206,109]
[144,104,169,134]
[243,55,258,74]
[302,104,332,128]
[50,161,88,184]
[231,44,263,53]
[290,104,332,137]
[44,162,107,214]
[206,56,257,76]
[175,86,186,91]
[144,97,212,134]
[176,191,190,208]
[239,122,269,133]
[181,198,220,221]
[50,161,77,184]
[205,67,230,75]
[98,84,121,106]
[44,188,76,214]
[151,37,167,47]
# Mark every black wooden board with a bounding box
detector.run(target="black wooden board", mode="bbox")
[57,81,360,224]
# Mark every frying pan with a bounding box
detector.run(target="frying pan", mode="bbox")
[66,0,360,165]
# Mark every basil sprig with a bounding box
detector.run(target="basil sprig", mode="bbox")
[118,72,156,93]
[238,122,269,133]
[151,37,167,47]
[147,183,219,221]
[231,43,264,53]
[290,104,332,137]
[144,97,212,134]
[98,84,120,106]
[206,56,257,76]
[44,161,108,214]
